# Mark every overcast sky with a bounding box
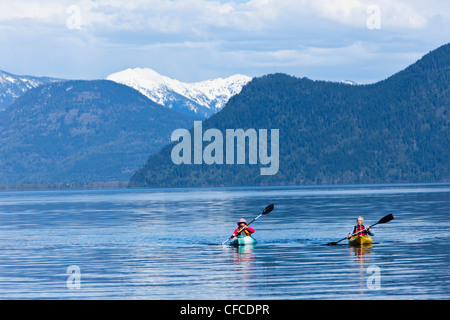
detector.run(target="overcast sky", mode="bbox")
[0,0,449,83]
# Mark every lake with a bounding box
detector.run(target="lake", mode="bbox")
[0,184,449,300]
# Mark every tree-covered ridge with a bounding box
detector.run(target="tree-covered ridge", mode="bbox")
[0,80,199,184]
[129,43,450,188]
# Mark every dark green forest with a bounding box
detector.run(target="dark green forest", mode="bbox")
[0,80,199,184]
[129,43,450,188]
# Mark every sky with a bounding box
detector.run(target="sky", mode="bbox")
[0,0,449,83]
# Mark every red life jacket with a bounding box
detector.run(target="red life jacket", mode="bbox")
[352,225,367,236]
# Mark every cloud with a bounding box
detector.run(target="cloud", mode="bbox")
[72,0,430,40]
[1,0,426,36]
[0,0,448,82]
[0,0,64,21]
[305,0,428,29]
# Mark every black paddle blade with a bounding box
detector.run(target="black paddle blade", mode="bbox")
[325,236,347,246]
[378,214,394,224]
[263,203,274,214]
[326,214,394,246]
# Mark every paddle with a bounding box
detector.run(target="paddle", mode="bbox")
[221,203,274,245]
[325,214,394,246]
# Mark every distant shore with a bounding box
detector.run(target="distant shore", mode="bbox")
[0,181,129,191]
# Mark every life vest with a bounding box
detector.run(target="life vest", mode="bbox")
[352,225,367,236]
[237,229,252,237]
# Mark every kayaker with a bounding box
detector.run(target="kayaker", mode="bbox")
[231,218,255,238]
[348,216,372,238]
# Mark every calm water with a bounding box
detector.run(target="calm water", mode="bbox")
[0,184,449,300]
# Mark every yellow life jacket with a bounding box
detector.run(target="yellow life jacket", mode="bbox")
[237,229,251,237]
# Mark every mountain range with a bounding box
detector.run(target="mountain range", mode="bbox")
[1,43,448,188]
[107,68,252,117]
[0,68,251,186]
[0,68,251,118]
[0,80,199,185]
[0,70,61,111]
[129,43,450,188]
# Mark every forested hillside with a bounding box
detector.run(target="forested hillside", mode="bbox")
[129,43,450,188]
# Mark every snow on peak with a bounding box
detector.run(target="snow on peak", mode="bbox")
[0,70,59,111]
[341,80,360,85]
[106,67,252,117]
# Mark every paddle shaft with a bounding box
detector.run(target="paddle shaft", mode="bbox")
[326,214,394,245]
[221,204,274,245]
[335,222,377,244]
[221,214,261,245]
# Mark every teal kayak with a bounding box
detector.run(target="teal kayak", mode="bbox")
[229,235,257,246]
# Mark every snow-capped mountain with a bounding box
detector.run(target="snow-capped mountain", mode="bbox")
[341,80,360,85]
[107,68,252,118]
[0,70,61,111]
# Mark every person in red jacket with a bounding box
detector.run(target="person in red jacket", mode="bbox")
[348,216,372,238]
[231,218,255,238]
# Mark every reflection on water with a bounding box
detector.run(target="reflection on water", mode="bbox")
[349,245,373,264]
[232,245,256,292]
[0,184,449,299]
[348,245,374,295]
[233,244,257,256]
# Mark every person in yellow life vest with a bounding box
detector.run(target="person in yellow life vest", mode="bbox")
[231,218,255,238]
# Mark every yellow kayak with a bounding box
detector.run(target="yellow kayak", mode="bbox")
[348,235,373,246]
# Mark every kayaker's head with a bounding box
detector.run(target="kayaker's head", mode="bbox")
[237,218,247,227]
[356,216,364,226]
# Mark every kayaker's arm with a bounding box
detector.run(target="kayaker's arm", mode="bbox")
[348,226,357,238]
[325,214,393,246]
[231,227,240,238]
[231,226,255,237]
[349,225,372,238]
[246,226,255,234]
[221,204,274,246]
